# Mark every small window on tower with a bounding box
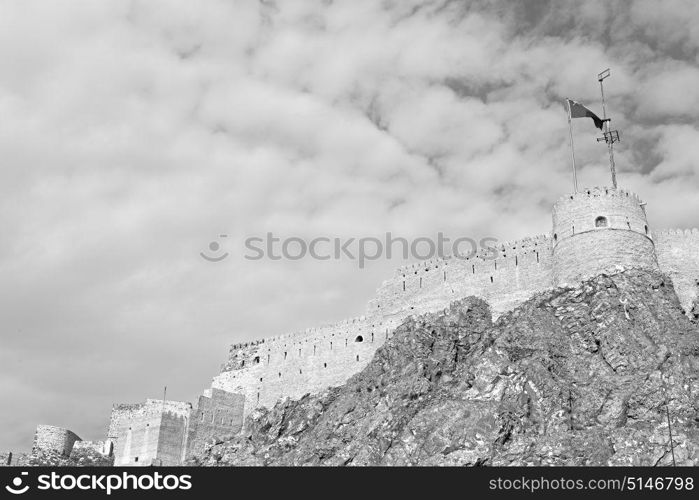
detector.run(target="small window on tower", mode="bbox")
[595,216,608,228]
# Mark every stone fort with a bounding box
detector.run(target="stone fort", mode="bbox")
[208,186,698,427]
[21,186,699,466]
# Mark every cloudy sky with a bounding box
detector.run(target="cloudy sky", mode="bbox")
[1,0,698,451]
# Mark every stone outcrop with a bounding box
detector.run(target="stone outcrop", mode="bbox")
[190,269,698,466]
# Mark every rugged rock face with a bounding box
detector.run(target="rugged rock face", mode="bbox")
[190,270,698,466]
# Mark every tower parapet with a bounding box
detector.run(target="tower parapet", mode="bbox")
[551,187,658,285]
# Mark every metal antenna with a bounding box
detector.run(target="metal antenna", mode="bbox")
[596,68,621,188]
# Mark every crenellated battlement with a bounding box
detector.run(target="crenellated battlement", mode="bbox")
[554,186,644,206]
[391,234,552,279]
[209,185,699,430]
[229,315,369,351]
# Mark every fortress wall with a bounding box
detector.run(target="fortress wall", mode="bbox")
[32,425,81,456]
[186,389,245,458]
[212,316,381,413]
[370,234,553,321]
[552,188,649,239]
[157,412,189,466]
[654,229,699,313]
[212,235,555,415]
[109,400,191,466]
[552,187,657,285]
[72,440,113,457]
[553,230,657,285]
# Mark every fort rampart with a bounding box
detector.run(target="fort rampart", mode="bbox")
[210,187,699,422]
[32,425,81,456]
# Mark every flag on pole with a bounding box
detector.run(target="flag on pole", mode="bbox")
[567,99,604,130]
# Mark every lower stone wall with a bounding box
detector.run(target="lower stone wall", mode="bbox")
[33,425,81,456]
[109,400,191,466]
[72,440,113,457]
[186,389,245,458]
[156,412,189,466]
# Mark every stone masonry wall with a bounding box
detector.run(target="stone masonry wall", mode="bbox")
[655,229,699,313]
[212,316,380,416]
[108,400,191,466]
[32,425,81,456]
[370,234,553,322]
[72,440,113,457]
[552,187,657,285]
[156,412,189,466]
[186,389,245,458]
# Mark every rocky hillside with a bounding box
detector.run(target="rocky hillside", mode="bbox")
[190,269,698,466]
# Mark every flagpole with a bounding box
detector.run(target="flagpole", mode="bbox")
[567,99,578,193]
[598,69,618,188]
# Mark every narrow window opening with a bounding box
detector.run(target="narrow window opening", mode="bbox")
[419,277,422,288]
[284,351,287,360]
[645,225,648,234]
[356,355,359,362]
[515,256,518,267]
[324,363,327,368]
[402,281,405,291]
[490,276,494,283]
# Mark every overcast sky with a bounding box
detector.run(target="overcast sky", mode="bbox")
[1,0,698,452]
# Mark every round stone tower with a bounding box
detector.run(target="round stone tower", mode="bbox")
[551,186,658,286]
